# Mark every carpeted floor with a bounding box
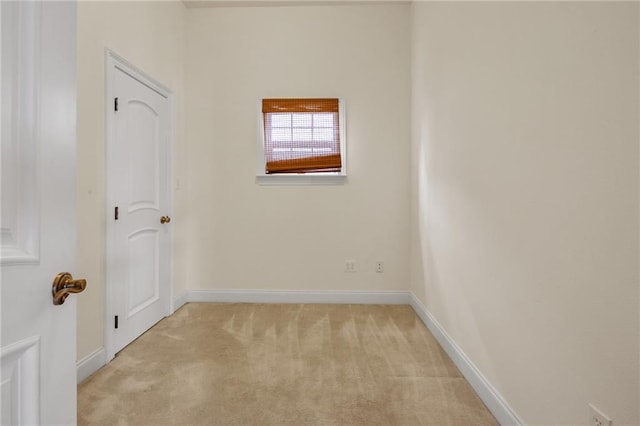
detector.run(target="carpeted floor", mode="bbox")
[78,303,497,425]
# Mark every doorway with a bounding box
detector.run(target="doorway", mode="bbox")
[104,51,174,360]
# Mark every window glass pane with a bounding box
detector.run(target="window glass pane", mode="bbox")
[313,113,334,128]
[313,147,333,153]
[270,113,291,128]
[291,113,312,127]
[271,127,292,142]
[313,127,334,142]
[292,128,313,142]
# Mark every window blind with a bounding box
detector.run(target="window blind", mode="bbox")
[262,98,342,174]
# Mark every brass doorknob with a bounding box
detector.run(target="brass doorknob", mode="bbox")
[52,272,86,306]
[160,216,171,224]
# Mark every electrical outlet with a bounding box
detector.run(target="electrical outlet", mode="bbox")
[345,260,356,273]
[375,261,384,273]
[589,404,612,426]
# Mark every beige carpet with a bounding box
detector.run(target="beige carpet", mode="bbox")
[78,303,497,425]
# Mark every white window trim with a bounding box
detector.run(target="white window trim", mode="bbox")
[256,98,347,185]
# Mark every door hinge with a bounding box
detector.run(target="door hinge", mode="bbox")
[115,315,119,329]
[114,206,119,220]
[114,97,118,112]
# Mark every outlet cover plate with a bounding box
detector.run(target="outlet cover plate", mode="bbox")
[345,260,356,273]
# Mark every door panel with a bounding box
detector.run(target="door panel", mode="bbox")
[127,228,160,315]
[0,337,39,425]
[1,2,78,425]
[127,101,159,211]
[0,1,39,264]
[109,61,171,355]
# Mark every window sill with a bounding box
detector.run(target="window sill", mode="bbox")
[255,173,347,186]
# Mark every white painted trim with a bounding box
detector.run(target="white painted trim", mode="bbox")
[184,1,411,8]
[408,293,523,426]
[255,174,347,185]
[76,347,106,384]
[106,51,171,98]
[187,289,411,304]
[104,49,175,362]
[167,77,176,318]
[174,291,188,311]
[1,336,40,425]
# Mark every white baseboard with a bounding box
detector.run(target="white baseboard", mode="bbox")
[187,289,411,305]
[409,293,523,426]
[173,291,188,311]
[76,347,106,384]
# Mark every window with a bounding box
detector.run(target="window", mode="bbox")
[259,98,345,178]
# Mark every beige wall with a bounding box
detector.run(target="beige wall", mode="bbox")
[76,0,186,360]
[76,2,410,360]
[76,4,640,424]
[410,2,639,424]
[184,5,411,293]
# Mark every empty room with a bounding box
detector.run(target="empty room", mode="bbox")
[1,1,638,425]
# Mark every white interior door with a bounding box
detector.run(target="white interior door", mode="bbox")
[106,54,172,356]
[1,2,79,425]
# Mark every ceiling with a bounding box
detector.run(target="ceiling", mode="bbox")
[182,0,409,8]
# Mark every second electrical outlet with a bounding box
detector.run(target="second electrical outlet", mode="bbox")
[345,260,356,272]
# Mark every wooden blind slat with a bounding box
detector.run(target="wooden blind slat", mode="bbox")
[266,153,342,174]
[262,98,339,113]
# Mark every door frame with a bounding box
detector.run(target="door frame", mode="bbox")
[104,49,175,362]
